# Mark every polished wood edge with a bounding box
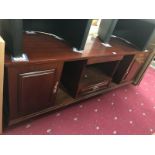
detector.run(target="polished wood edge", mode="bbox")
[0,37,5,134]
[8,81,132,126]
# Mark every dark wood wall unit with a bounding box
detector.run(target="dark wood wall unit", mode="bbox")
[3,33,153,127]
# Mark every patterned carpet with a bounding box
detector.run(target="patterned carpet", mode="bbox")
[3,67,155,135]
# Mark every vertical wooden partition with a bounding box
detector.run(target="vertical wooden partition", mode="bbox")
[0,36,5,134]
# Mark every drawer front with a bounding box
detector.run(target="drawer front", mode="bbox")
[87,55,123,65]
[78,80,110,96]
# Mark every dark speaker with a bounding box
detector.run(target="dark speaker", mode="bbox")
[0,19,23,57]
[98,19,118,43]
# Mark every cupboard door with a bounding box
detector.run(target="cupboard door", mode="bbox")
[7,62,62,120]
[113,55,135,83]
[123,59,142,82]
[18,69,56,115]
[124,53,149,82]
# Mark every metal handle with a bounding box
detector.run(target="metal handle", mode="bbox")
[93,85,99,90]
[84,74,88,78]
[53,81,59,94]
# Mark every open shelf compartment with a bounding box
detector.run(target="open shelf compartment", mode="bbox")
[60,59,120,98]
[78,61,120,96]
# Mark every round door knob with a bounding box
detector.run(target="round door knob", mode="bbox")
[84,74,88,78]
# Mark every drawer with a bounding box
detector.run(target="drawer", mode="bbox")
[87,55,123,65]
[78,80,110,96]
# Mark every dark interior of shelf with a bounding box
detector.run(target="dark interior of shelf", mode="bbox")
[87,61,120,77]
[60,59,87,97]
[60,59,121,98]
[80,61,120,87]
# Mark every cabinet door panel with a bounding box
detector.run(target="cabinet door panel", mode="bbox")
[18,69,56,115]
[124,53,149,82]
[7,62,63,120]
[123,60,141,81]
[113,55,135,83]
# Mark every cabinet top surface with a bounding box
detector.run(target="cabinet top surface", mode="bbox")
[5,33,148,66]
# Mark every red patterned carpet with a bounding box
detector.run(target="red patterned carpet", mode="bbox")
[3,67,155,135]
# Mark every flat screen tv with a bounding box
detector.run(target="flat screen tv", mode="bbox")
[0,19,92,57]
[113,19,155,50]
[98,19,155,51]
[23,19,92,51]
